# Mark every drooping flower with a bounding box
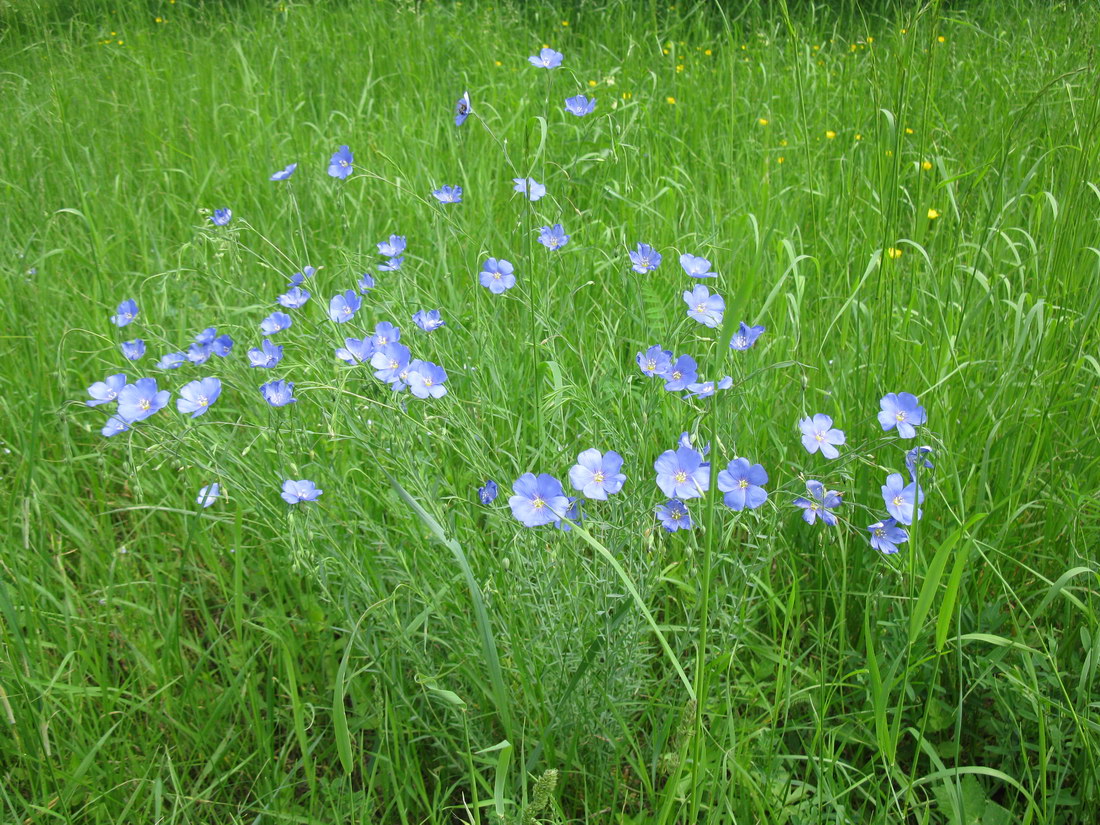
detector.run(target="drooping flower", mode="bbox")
[537,224,569,250]
[335,337,374,365]
[637,345,672,378]
[197,483,222,508]
[877,392,927,439]
[799,414,846,459]
[328,145,353,179]
[194,328,217,345]
[281,479,322,504]
[905,446,934,480]
[120,339,145,361]
[679,253,716,279]
[270,162,297,181]
[370,342,410,384]
[329,290,362,323]
[209,208,232,226]
[881,472,923,525]
[358,273,375,292]
[370,322,401,348]
[480,258,516,293]
[478,480,498,505]
[86,373,128,407]
[564,95,596,116]
[211,334,233,357]
[377,235,407,257]
[413,309,445,332]
[454,91,471,126]
[176,377,222,418]
[678,431,710,456]
[553,496,583,531]
[528,47,563,69]
[662,354,698,392]
[186,342,212,365]
[260,311,292,335]
[717,458,768,511]
[508,473,570,527]
[729,322,766,351]
[406,362,448,399]
[656,499,693,532]
[101,415,130,438]
[260,379,297,407]
[248,339,283,368]
[111,299,139,327]
[629,243,662,274]
[156,352,186,370]
[287,266,318,288]
[685,378,725,399]
[277,286,311,308]
[654,445,710,499]
[684,285,725,328]
[568,449,626,500]
[868,518,908,554]
[512,177,547,201]
[117,378,170,422]
[378,256,403,272]
[432,185,463,203]
[794,480,842,525]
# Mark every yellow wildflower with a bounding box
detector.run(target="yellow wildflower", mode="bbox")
[927,208,940,220]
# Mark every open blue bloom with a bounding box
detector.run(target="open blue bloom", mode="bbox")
[717,458,768,511]
[378,257,403,271]
[270,162,297,181]
[187,343,212,365]
[194,328,217,345]
[209,208,232,226]
[260,311,292,336]
[277,286,311,308]
[509,473,569,527]
[878,392,927,439]
[177,377,221,418]
[537,224,569,250]
[407,362,448,399]
[358,273,375,292]
[197,483,221,507]
[685,379,723,399]
[248,339,283,368]
[564,95,596,116]
[121,339,145,361]
[678,431,710,456]
[102,415,130,438]
[794,480,842,525]
[287,265,318,288]
[413,309,445,332]
[111,299,139,327]
[390,359,422,393]
[799,414,845,459]
[554,497,583,531]
[730,323,766,351]
[868,518,908,554]
[211,334,233,357]
[370,342,410,384]
[656,499,693,532]
[370,322,401,348]
[329,290,362,323]
[432,185,463,203]
[663,354,698,392]
[905,446,934,480]
[881,472,923,525]
[117,378,170,422]
[454,91,471,126]
[335,337,374,365]
[569,448,626,500]
[684,285,725,328]
[378,235,406,257]
[282,479,322,504]
[478,480,498,505]
[528,47,563,68]
[86,373,127,407]
[480,258,516,293]
[629,243,662,274]
[680,253,717,279]
[260,379,296,407]
[512,177,547,201]
[654,446,710,499]
[156,352,186,370]
[637,345,673,378]
[328,145,353,179]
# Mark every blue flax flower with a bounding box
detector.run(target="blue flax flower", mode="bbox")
[878,392,927,439]
[654,445,710,499]
[378,257,403,272]
[102,415,130,438]
[554,497,583,531]
[432,185,462,204]
[528,47,563,68]
[177,377,221,417]
[729,323,766,351]
[329,290,362,323]
[370,322,401,348]
[260,311,292,335]
[684,285,725,328]
[881,473,923,525]
[717,458,768,511]
[663,354,698,392]
[111,299,139,327]
[509,473,569,527]
[454,91,471,126]
[209,208,232,226]
[378,235,406,257]
[270,163,297,181]
[868,518,908,554]
[686,377,731,399]
[187,343,212,365]
[197,483,222,507]
[637,345,672,378]
[260,379,296,407]
[212,334,233,357]
[328,145,353,179]
[358,273,375,292]
[278,286,311,308]
[629,243,662,274]
[656,499,693,532]
[794,480,842,525]
[370,342,410,385]
[156,352,186,370]
[121,339,145,360]
[87,373,127,406]
[478,480,498,505]
[512,177,546,201]
[194,328,217,345]
[480,258,516,293]
[537,224,569,250]
[564,95,596,116]
[413,309,445,332]
[117,378,170,422]
[287,266,318,288]
[680,253,716,279]
[678,431,710,456]
[282,479,322,504]
[905,446,934,480]
[407,362,448,399]
[248,339,283,368]
[569,449,626,500]
[335,337,374,365]
[799,414,845,459]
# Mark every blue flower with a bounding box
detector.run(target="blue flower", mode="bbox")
[86,373,127,407]
[187,343,212,365]
[629,243,662,274]
[194,328,217,345]
[260,311,293,335]
[156,352,186,370]
[508,473,569,527]
[211,334,233,357]
[328,145,353,179]
[717,458,768,511]
[637,345,672,378]
[407,362,448,399]
[377,235,407,257]
[554,497,583,532]
[248,339,283,368]
[528,47,563,68]
[684,285,725,328]
[537,224,569,250]
[564,95,596,116]
[729,322,765,351]
[662,354,698,391]
[881,472,923,525]
[102,415,130,438]
[111,299,139,327]
[282,479,322,504]
[454,91,471,126]
[799,414,845,459]
[197,483,222,507]
[478,480,498,505]
[678,431,710,456]
[378,257,403,272]
[329,290,362,323]
[480,258,516,293]
[513,177,547,201]
[287,266,318,288]
[413,309,445,332]
[370,322,401,348]
[685,379,726,399]
[120,339,146,361]
[209,208,232,226]
[117,378,170,422]
[656,499,693,532]
[260,379,297,407]
[432,185,463,203]
[905,446,934,480]
[358,273,375,292]
[868,518,908,554]
[568,449,626,500]
[370,342,410,385]
[277,286,311,308]
[794,480,842,525]
[877,392,927,439]
[177,377,221,418]
[654,445,710,499]
[679,253,717,279]
[270,162,297,181]
[335,337,374,365]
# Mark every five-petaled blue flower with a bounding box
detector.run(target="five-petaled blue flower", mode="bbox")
[717,458,768,511]
[656,499,693,532]
[211,334,233,357]
[329,290,362,323]
[868,518,908,554]
[799,414,846,459]
[121,339,145,361]
[794,480,842,525]
[413,309,445,332]
[328,145,353,179]
[248,339,283,368]
[480,258,516,294]
[260,311,292,335]
[287,266,318,288]
[905,446,934,480]
[637,345,672,378]
[564,95,596,116]
[277,287,311,308]
[370,342,410,385]
[270,163,297,181]
[197,483,222,508]
[509,473,570,527]
[684,285,725,328]
[554,497,583,532]
[407,362,448,399]
[569,448,626,500]
[881,472,923,525]
[194,328,217,345]
[187,343,212,365]
[537,224,569,250]
[378,256,403,271]
[680,253,717,279]
[654,445,710,499]
[378,235,406,257]
[877,392,927,439]
[111,299,139,327]
[358,273,375,292]
[117,378,170,422]
[663,354,698,392]
[629,243,662,274]
[454,91,471,126]
[102,415,130,438]
[432,185,463,203]
[209,208,232,226]
[282,479,322,504]
[260,379,297,407]
[370,322,401,348]
[335,337,374,365]
[528,47,563,68]
[729,322,766,351]
[177,377,222,418]
[86,373,127,407]
[478,480,498,505]
[512,177,547,201]
[156,352,186,370]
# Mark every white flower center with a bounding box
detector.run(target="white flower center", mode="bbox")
[593,471,605,483]
[674,470,688,484]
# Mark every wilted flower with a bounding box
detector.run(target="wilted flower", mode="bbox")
[512,177,547,201]
[270,162,297,181]
[637,345,672,378]
[799,414,845,459]
[478,480,498,505]
[248,339,283,368]
[406,362,448,399]
[794,480,841,525]
[260,311,292,335]
[413,309,445,332]
[86,373,127,407]
[877,392,927,439]
[102,415,130,438]
[454,91,471,126]
[432,185,463,203]
[117,378,170,422]
[156,352,186,370]
[528,47,563,68]
[480,258,516,293]
[287,266,318,288]
[717,458,768,510]
[729,322,765,351]
[654,445,710,499]
[197,483,222,507]
[684,285,724,328]
[568,449,626,500]
[679,253,716,279]
[335,337,374,365]
[656,499,693,532]
[186,343,212,365]
[509,473,569,527]
[329,290,362,323]
[537,224,569,250]
[358,273,375,292]
[564,95,596,116]
[629,243,662,274]
[277,286,311,308]
[881,472,923,525]
[176,377,222,417]
[260,379,297,407]
[663,354,698,392]
[281,479,322,504]
[209,208,232,226]
[905,446,934,480]
[868,518,908,554]
[120,339,145,361]
[328,145,353,179]
[111,299,139,327]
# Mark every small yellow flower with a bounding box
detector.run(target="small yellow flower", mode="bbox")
[866,36,874,43]
[850,43,858,52]
[495,60,502,67]
[937,35,945,43]
[622,91,632,100]
[900,28,907,34]
[776,156,785,164]
[666,96,677,105]
[676,64,684,73]
[825,130,836,139]
[663,48,670,55]
[110,30,116,35]
[561,20,568,26]
[812,44,820,51]
[885,149,894,157]
[588,80,597,87]
[155,16,163,22]
[927,208,940,220]
[921,160,933,171]
[741,44,747,50]
[779,139,788,147]
[704,49,712,56]
[887,247,902,259]
[855,133,862,141]
[117,39,123,44]
[758,118,769,126]
[905,127,914,135]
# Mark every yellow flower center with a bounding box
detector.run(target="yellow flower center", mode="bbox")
[139,399,150,411]
[695,303,706,313]
[893,495,904,507]
[593,471,605,483]
[645,360,656,371]
[814,432,824,442]
[874,528,886,539]
[388,359,398,369]
[738,479,748,488]
[671,371,682,381]
[423,377,433,387]
[532,496,545,510]
[674,471,688,483]
[895,411,907,422]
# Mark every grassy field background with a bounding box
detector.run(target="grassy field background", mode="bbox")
[2,0,1099,822]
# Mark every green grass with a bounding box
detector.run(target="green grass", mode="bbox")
[2,0,1099,822]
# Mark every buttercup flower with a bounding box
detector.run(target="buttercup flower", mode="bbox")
[799,414,845,459]
[629,243,662,274]
[537,224,569,250]
[117,378,170,422]
[509,473,570,527]
[568,449,626,500]
[564,95,596,116]
[282,479,322,504]
[480,258,516,293]
[328,145,353,179]
[717,458,768,511]
[270,162,297,181]
[432,185,463,203]
[260,379,296,407]
[881,472,923,525]
[656,499,693,532]
[868,518,908,554]
[111,299,139,327]
[794,480,841,525]
[512,177,547,201]
[120,339,145,361]
[684,285,724,328]
[679,253,716,279]
[176,377,222,418]
[729,323,765,351]
[86,374,127,407]
[248,339,283,368]
[877,392,927,439]
[654,445,710,499]
[528,47,563,68]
